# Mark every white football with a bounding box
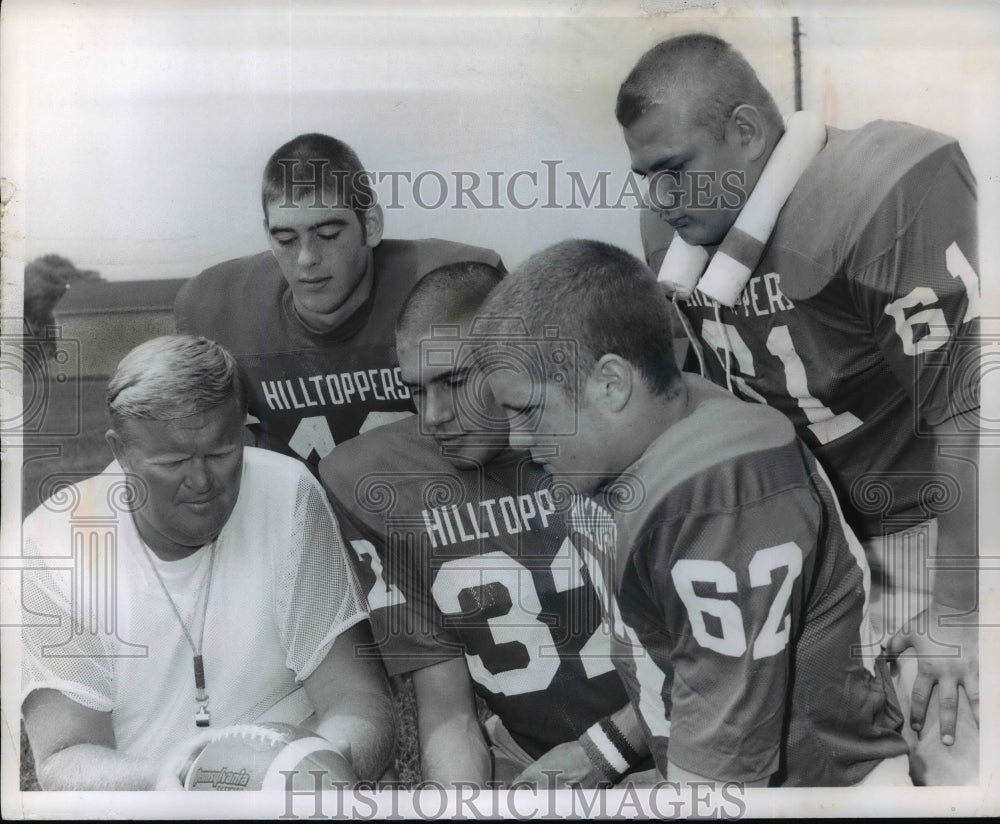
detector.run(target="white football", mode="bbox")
[180,722,351,791]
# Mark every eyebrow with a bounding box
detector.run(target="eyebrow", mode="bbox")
[146,440,239,459]
[632,154,684,176]
[147,452,191,463]
[268,218,350,236]
[403,366,474,391]
[434,366,472,383]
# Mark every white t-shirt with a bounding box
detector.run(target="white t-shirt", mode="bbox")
[22,447,366,763]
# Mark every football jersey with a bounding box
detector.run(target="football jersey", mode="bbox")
[569,375,909,785]
[319,417,629,760]
[642,121,980,538]
[175,239,502,465]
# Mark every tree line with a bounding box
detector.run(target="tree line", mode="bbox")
[23,254,103,355]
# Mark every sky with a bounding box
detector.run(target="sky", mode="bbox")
[2,0,998,285]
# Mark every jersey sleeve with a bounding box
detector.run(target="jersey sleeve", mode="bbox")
[274,469,368,681]
[636,489,818,783]
[20,522,116,712]
[326,489,465,677]
[848,141,980,426]
[173,277,196,334]
[173,270,222,336]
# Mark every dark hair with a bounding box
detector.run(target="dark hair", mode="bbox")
[477,240,680,399]
[397,261,504,339]
[261,133,376,234]
[616,33,783,138]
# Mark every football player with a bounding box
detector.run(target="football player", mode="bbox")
[480,239,911,787]
[319,262,652,788]
[175,133,502,466]
[618,34,979,783]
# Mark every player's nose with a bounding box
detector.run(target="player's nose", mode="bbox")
[183,459,213,494]
[422,388,455,429]
[297,238,321,267]
[644,170,684,214]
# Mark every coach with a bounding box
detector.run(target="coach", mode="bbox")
[618,34,979,783]
[175,133,502,466]
[21,335,394,790]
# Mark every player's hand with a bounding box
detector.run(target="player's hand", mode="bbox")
[307,739,359,786]
[887,601,979,745]
[154,729,218,790]
[512,741,607,789]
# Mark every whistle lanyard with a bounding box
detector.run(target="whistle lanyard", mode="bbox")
[142,541,217,727]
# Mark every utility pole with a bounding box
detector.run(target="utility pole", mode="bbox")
[792,16,803,111]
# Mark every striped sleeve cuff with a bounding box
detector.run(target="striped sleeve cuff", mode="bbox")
[578,717,644,783]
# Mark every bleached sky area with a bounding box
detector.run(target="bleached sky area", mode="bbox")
[2,0,998,286]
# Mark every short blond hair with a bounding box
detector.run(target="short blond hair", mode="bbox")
[107,335,245,431]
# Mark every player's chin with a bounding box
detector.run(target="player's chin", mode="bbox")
[174,509,231,547]
[673,223,711,247]
[442,443,505,469]
[175,494,236,540]
[679,214,733,247]
[546,469,600,497]
[294,284,349,315]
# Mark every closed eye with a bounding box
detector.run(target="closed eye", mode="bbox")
[153,458,187,469]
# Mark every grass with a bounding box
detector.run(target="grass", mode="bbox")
[20,376,113,519]
[18,374,425,788]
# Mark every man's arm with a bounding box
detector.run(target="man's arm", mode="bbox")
[301,620,396,781]
[23,688,163,790]
[852,140,980,746]
[513,701,649,788]
[888,420,979,744]
[412,657,491,786]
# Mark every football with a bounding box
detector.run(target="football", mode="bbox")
[179,722,353,791]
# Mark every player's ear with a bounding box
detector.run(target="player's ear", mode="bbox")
[363,204,384,248]
[728,104,768,162]
[106,428,129,469]
[590,354,632,413]
[261,200,273,239]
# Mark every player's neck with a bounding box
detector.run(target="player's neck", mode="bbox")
[124,499,205,562]
[137,526,209,563]
[643,380,691,450]
[613,380,689,474]
[293,259,376,335]
[742,127,784,203]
